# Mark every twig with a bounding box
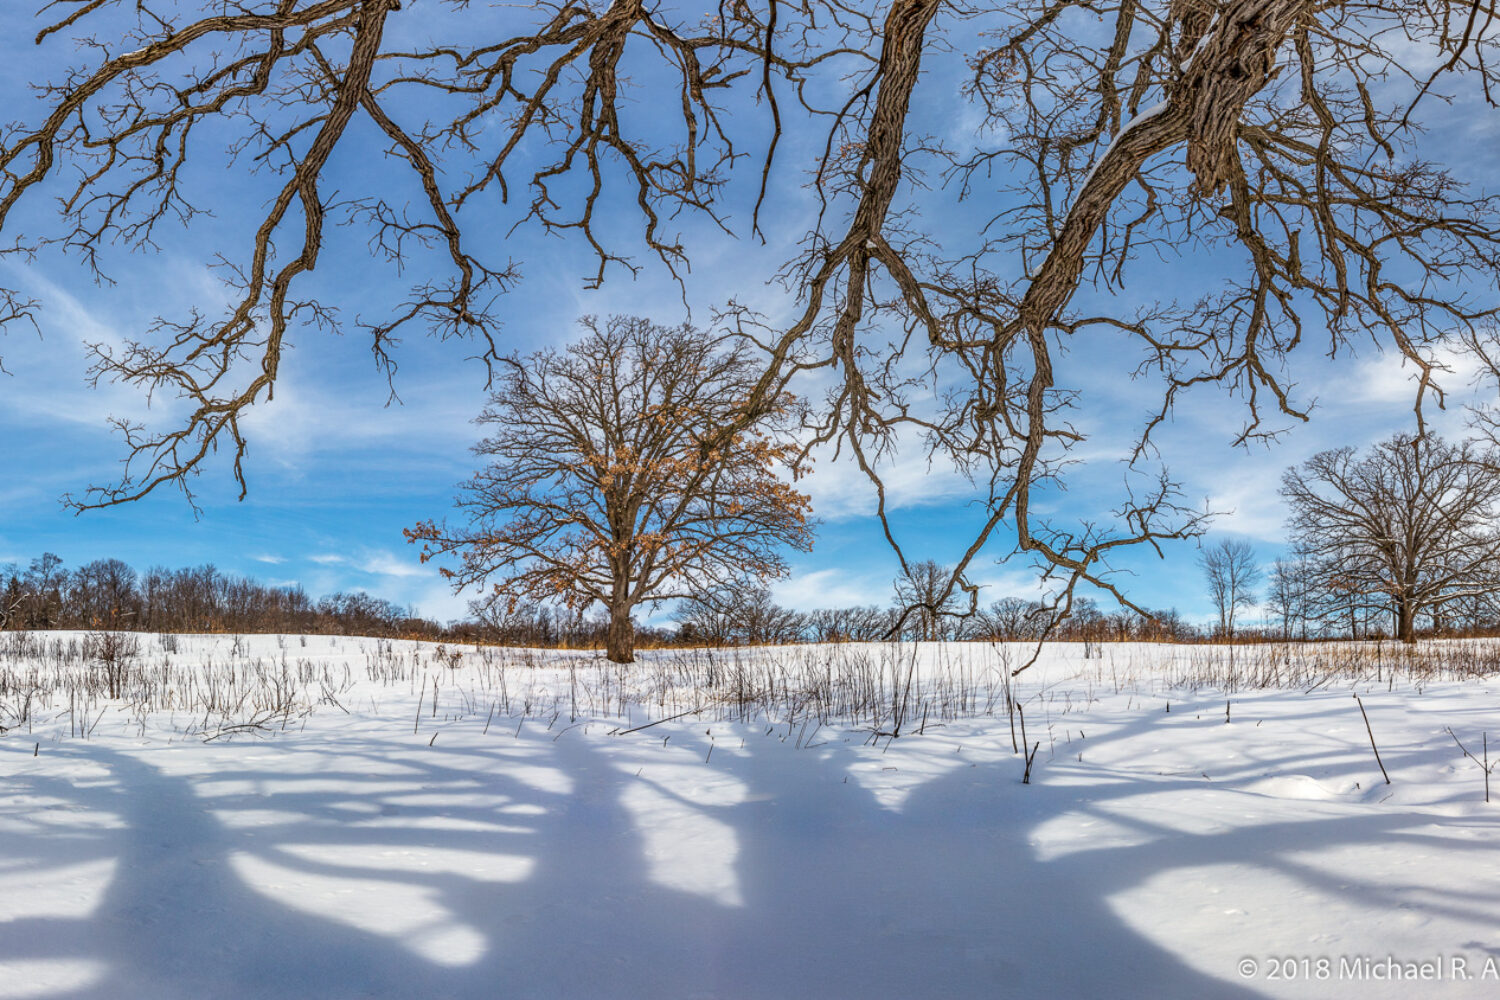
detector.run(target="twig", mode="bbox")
[1353,693,1390,785]
[607,705,705,736]
[1447,727,1493,803]
[202,720,271,742]
[1017,700,1030,757]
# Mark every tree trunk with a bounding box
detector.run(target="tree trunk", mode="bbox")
[605,602,635,663]
[1396,596,1416,645]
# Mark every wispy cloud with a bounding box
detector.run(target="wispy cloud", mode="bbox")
[1344,344,1488,412]
[308,553,347,566]
[357,550,430,579]
[772,568,890,610]
[251,553,287,565]
[236,365,481,478]
[799,444,975,522]
[0,266,173,432]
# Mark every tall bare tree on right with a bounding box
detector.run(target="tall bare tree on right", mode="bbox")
[1280,435,1500,644]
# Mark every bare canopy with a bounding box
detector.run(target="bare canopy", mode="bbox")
[1199,539,1260,638]
[1280,434,1500,643]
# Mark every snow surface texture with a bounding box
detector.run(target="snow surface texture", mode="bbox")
[2,633,1500,999]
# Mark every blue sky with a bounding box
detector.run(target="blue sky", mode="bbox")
[1,4,1495,628]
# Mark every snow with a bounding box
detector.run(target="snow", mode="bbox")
[1073,100,1170,198]
[3,632,1500,998]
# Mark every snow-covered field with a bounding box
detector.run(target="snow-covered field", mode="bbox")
[3,632,1499,999]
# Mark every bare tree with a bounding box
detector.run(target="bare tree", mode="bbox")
[69,558,141,628]
[1267,549,1318,640]
[407,316,813,663]
[892,559,964,641]
[1281,434,1500,644]
[1199,539,1260,638]
[1142,608,1194,643]
[975,596,1050,641]
[19,553,67,630]
[5,0,1500,637]
[806,605,895,643]
[676,584,806,646]
[0,565,23,632]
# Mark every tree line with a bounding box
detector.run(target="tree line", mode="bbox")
[16,528,1499,650]
[0,548,1199,648]
[0,556,440,638]
[674,582,1193,646]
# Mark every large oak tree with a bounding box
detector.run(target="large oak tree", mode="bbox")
[406,316,813,662]
[1281,434,1500,643]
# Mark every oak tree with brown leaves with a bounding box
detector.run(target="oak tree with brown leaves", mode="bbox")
[5,0,1500,654]
[405,316,813,662]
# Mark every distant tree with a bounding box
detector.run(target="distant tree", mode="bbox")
[1281,434,1500,644]
[69,558,140,628]
[470,598,560,647]
[1199,540,1260,638]
[0,553,446,638]
[892,560,964,641]
[1054,596,1108,642]
[1104,608,1144,642]
[0,565,22,631]
[673,587,740,647]
[738,591,807,646]
[676,584,806,646]
[408,316,814,663]
[21,553,67,629]
[1143,608,1193,642]
[975,596,1050,641]
[806,605,894,643]
[168,564,223,632]
[1266,548,1320,640]
[316,592,411,635]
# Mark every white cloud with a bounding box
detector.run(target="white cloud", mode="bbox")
[293,547,463,620]
[966,565,1051,602]
[0,265,178,431]
[236,365,481,475]
[357,550,430,579]
[1344,344,1488,410]
[798,444,976,522]
[1187,448,1299,540]
[390,579,470,622]
[251,553,287,565]
[773,560,1051,613]
[772,567,890,610]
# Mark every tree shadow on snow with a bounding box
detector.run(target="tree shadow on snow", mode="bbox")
[0,689,1497,1000]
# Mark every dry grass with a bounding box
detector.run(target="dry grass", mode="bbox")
[3,632,1498,745]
